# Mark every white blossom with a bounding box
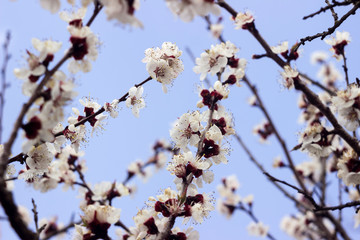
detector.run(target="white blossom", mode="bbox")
[280,65,299,89]
[247,221,269,237]
[324,31,351,59]
[234,11,254,29]
[100,0,143,27]
[125,86,145,118]
[143,42,183,93]
[165,0,220,22]
[271,41,288,54]
[337,149,360,187]
[331,85,360,131]
[298,122,334,157]
[170,111,203,150]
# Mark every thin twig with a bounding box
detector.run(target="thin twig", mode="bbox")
[315,199,360,212]
[7,76,153,164]
[294,2,360,51]
[203,16,226,44]
[338,178,343,222]
[299,73,336,96]
[122,142,177,185]
[242,76,308,194]
[217,2,353,239]
[320,157,327,206]
[325,0,339,22]
[31,198,41,238]
[303,1,354,20]
[115,220,132,235]
[341,52,350,87]
[263,172,320,209]
[219,0,360,156]
[233,134,309,210]
[0,31,11,144]
[54,76,153,137]
[264,171,352,239]
[42,220,81,240]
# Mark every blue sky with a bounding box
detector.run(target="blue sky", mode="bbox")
[1,0,360,239]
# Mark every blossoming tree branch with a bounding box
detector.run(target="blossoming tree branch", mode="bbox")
[1,0,360,239]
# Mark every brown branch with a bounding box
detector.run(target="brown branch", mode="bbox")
[242,76,308,194]
[122,141,177,185]
[0,4,104,239]
[341,52,350,87]
[294,2,360,51]
[233,134,310,210]
[218,0,360,156]
[217,2,353,238]
[42,220,81,240]
[217,0,237,18]
[155,216,176,240]
[299,73,336,96]
[293,78,360,155]
[264,171,351,240]
[86,1,103,27]
[114,220,131,235]
[252,53,269,60]
[325,0,339,22]
[315,200,360,212]
[0,31,11,144]
[338,179,343,222]
[31,198,42,239]
[263,172,320,209]
[319,157,327,206]
[7,76,153,165]
[7,153,26,165]
[74,164,94,196]
[54,76,152,137]
[303,1,355,20]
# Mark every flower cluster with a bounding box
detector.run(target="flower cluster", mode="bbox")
[337,149,360,186]
[233,11,255,30]
[247,221,269,238]
[252,120,274,143]
[14,38,62,95]
[324,31,351,59]
[216,175,241,218]
[298,121,335,157]
[39,217,65,239]
[165,0,220,22]
[60,8,99,73]
[97,0,143,27]
[271,41,299,61]
[331,85,360,131]
[68,97,106,138]
[143,42,184,93]
[281,212,333,239]
[117,41,242,239]
[125,86,145,118]
[280,65,299,89]
[217,175,268,238]
[170,111,203,150]
[193,41,246,86]
[74,204,121,239]
[297,93,325,124]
